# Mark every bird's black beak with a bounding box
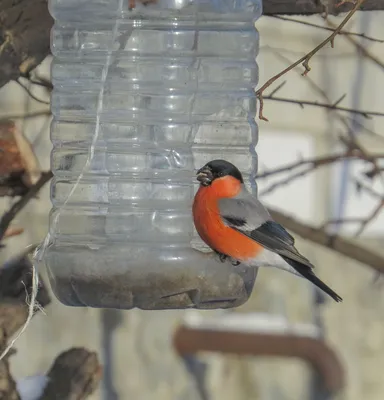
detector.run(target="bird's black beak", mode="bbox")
[196,166,213,186]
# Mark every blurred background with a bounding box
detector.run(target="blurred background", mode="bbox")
[1,3,384,400]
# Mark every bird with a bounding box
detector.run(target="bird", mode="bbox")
[192,159,342,302]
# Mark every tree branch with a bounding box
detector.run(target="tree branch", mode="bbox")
[269,208,384,274]
[256,153,355,179]
[1,0,383,91]
[0,111,51,122]
[263,95,384,118]
[256,144,384,188]
[0,171,53,242]
[269,15,384,43]
[256,0,365,121]
[326,19,384,72]
[263,0,383,15]
[15,79,50,105]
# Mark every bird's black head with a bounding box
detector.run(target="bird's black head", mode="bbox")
[196,159,244,186]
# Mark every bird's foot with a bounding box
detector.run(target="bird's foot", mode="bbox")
[216,252,241,266]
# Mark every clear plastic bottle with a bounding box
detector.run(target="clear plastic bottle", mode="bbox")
[46,0,262,309]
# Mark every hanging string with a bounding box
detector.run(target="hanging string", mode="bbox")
[0,0,125,361]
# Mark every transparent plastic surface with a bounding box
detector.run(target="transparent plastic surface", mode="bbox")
[46,0,262,309]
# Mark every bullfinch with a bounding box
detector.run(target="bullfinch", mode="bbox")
[192,159,342,302]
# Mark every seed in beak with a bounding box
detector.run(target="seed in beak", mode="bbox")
[196,167,213,186]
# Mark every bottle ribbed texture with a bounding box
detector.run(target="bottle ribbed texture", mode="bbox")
[46,0,262,309]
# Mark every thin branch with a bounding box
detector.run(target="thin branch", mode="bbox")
[263,95,384,118]
[268,207,384,274]
[261,47,384,234]
[257,150,384,181]
[340,136,384,182]
[268,49,384,189]
[257,153,353,179]
[354,199,384,236]
[354,178,382,200]
[364,166,384,179]
[270,15,384,43]
[349,178,384,236]
[320,184,384,236]
[257,144,384,204]
[22,73,53,91]
[326,19,384,71]
[0,111,51,121]
[267,81,287,97]
[344,114,384,138]
[260,166,315,196]
[28,78,53,90]
[255,0,366,121]
[268,49,334,103]
[270,50,384,140]
[15,79,50,105]
[0,171,53,242]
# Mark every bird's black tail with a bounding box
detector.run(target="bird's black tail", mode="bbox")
[281,256,343,302]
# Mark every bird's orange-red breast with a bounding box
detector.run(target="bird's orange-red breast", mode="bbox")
[193,175,263,261]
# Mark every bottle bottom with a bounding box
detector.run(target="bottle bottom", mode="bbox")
[45,243,258,309]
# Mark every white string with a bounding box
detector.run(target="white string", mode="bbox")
[0,259,39,361]
[0,1,125,360]
[37,0,125,262]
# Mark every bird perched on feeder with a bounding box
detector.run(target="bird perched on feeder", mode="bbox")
[192,159,342,302]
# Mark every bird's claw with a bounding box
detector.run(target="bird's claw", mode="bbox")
[217,252,241,266]
[218,253,227,263]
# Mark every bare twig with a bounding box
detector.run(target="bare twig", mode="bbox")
[340,136,383,182]
[260,166,315,195]
[320,194,384,236]
[27,78,53,90]
[256,154,349,179]
[0,111,51,121]
[256,149,384,189]
[0,171,53,242]
[256,0,366,120]
[354,199,384,236]
[354,178,382,199]
[326,19,384,71]
[277,48,384,137]
[266,81,287,97]
[21,72,53,91]
[364,166,384,179]
[270,15,384,43]
[15,79,50,105]
[263,95,384,118]
[267,49,384,195]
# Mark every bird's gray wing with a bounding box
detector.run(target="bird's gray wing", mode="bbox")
[218,187,314,268]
